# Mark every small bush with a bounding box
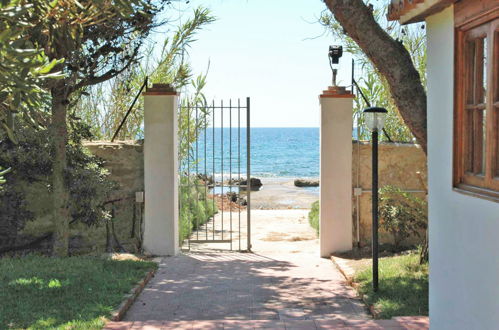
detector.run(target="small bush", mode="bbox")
[379,185,427,250]
[179,176,217,243]
[308,201,319,235]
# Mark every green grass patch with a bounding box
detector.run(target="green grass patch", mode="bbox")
[0,256,157,329]
[354,253,428,319]
[308,201,319,235]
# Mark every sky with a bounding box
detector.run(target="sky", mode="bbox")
[157,0,353,128]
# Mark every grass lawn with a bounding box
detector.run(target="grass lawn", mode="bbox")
[0,255,157,329]
[354,253,428,319]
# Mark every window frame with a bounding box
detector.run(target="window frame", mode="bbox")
[454,12,499,202]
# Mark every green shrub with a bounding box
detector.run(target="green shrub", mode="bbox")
[379,185,427,250]
[179,176,217,243]
[308,201,319,236]
[0,121,115,250]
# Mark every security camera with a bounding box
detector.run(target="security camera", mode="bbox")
[328,45,343,65]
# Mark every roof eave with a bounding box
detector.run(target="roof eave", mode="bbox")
[388,0,456,24]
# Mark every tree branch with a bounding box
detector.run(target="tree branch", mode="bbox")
[324,0,427,153]
[74,46,140,90]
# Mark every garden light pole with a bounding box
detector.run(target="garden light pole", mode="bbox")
[363,107,388,292]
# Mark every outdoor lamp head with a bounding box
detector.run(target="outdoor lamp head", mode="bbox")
[328,45,343,65]
[363,107,388,132]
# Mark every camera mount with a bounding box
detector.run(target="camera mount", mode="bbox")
[328,45,343,86]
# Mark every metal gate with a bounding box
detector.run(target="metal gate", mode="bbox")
[178,98,251,251]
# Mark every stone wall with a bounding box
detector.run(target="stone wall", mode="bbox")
[352,142,427,247]
[78,140,426,251]
[83,141,145,253]
[84,141,144,198]
[18,140,145,254]
[85,141,427,250]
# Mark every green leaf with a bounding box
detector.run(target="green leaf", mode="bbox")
[2,122,17,143]
[0,167,11,176]
[37,58,60,74]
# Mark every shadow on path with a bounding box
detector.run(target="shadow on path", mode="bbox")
[124,249,367,321]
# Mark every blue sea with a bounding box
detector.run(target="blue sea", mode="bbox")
[189,127,320,179]
[251,127,319,178]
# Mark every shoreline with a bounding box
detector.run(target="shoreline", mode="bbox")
[249,177,319,210]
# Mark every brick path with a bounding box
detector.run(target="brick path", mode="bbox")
[106,210,428,329]
[106,318,429,329]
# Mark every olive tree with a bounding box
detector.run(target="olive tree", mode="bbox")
[0,0,62,141]
[27,0,166,256]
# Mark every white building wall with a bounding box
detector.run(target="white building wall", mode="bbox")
[427,7,499,329]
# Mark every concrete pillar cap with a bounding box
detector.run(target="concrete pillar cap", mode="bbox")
[320,86,354,98]
[144,83,178,95]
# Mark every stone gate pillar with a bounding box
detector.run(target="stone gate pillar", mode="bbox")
[143,84,179,256]
[320,86,354,257]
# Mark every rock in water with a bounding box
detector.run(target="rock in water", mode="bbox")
[226,192,238,203]
[294,179,319,187]
[240,177,263,188]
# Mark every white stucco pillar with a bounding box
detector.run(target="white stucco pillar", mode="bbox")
[143,84,179,256]
[320,86,354,257]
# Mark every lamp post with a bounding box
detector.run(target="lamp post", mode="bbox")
[363,107,388,292]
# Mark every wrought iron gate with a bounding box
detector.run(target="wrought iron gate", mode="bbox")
[178,98,251,251]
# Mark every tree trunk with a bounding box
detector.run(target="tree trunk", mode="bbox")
[51,85,70,257]
[324,0,427,154]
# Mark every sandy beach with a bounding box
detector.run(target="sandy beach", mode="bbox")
[250,178,319,209]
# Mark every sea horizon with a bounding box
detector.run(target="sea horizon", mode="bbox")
[193,127,320,179]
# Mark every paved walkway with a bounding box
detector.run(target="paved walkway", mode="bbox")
[106,210,428,329]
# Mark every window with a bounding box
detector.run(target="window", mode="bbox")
[454,15,499,201]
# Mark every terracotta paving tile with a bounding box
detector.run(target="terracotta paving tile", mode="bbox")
[191,321,224,329]
[392,316,429,330]
[344,320,382,327]
[104,321,134,330]
[313,319,347,329]
[222,320,265,329]
[278,309,309,320]
[130,321,193,329]
[284,319,318,329]
[255,320,287,329]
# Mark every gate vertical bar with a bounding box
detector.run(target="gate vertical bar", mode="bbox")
[221,100,224,240]
[204,103,208,240]
[187,105,191,250]
[178,103,182,249]
[195,105,199,240]
[212,100,215,240]
[229,99,233,250]
[246,97,251,251]
[238,99,241,251]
